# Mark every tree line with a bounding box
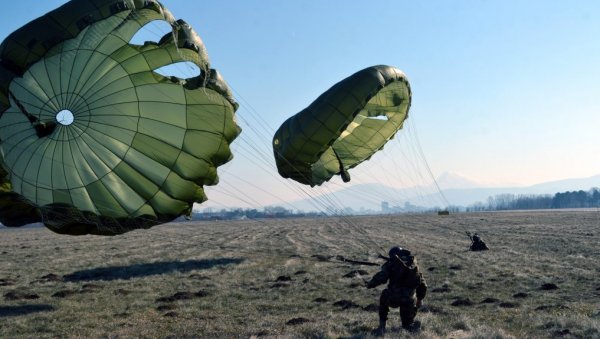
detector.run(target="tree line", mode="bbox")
[194,206,325,220]
[466,188,600,212]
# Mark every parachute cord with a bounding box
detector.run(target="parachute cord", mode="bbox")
[227,86,387,258]
[400,119,478,239]
[404,125,472,242]
[7,91,39,124]
[209,121,376,247]
[228,78,454,259]
[407,118,450,208]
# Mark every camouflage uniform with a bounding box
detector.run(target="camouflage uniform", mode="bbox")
[367,250,427,332]
[470,234,489,251]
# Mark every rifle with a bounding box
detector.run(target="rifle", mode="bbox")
[335,255,380,267]
[378,253,410,270]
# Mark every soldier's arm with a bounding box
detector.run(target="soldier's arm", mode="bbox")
[366,264,389,288]
[416,273,427,300]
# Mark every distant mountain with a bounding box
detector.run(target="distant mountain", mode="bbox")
[436,172,482,190]
[288,173,600,212]
[527,175,600,193]
[440,174,600,206]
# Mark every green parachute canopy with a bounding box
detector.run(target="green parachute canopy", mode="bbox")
[0,0,240,235]
[273,65,411,186]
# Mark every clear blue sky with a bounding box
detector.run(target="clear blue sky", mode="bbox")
[2,1,599,209]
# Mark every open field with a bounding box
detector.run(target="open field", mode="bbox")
[1,210,599,338]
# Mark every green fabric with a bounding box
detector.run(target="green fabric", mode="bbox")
[273,65,411,186]
[0,0,240,235]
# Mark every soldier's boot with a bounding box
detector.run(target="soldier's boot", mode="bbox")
[403,320,421,333]
[372,319,386,337]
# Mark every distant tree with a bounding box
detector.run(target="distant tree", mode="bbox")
[487,194,515,210]
[471,187,599,211]
[550,189,600,209]
[466,202,486,212]
[591,188,600,207]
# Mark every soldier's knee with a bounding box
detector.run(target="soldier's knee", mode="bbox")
[379,291,392,305]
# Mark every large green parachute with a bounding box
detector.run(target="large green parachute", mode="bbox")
[0,0,240,235]
[273,65,411,186]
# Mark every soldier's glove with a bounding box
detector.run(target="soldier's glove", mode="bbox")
[366,281,375,289]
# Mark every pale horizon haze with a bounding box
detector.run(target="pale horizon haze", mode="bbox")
[1,1,599,210]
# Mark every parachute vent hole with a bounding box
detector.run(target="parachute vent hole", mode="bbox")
[154,62,201,79]
[56,110,74,126]
[368,115,389,121]
[129,20,173,45]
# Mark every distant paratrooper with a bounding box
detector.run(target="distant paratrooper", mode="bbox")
[467,232,489,251]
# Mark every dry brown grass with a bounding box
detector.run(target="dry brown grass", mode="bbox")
[1,210,599,338]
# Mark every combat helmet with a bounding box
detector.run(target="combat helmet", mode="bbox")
[389,246,411,259]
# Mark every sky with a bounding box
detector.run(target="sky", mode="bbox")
[1,1,599,210]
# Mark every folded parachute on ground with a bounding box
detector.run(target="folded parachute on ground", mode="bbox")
[0,0,240,235]
[273,65,411,186]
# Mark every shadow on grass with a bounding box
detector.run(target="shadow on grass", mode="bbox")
[63,258,244,282]
[0,304,55,317]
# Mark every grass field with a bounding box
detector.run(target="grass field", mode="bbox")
[1,210,599,338]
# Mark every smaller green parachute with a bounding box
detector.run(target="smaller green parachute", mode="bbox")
[273,65,411,186]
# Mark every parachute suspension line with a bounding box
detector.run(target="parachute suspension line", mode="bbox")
[247,131,382,253]
[232,95,406,254]
[274,167,387,255]
[356,118,443,210]
[356,123,453,234]
[229,87,278,137]
[234,117,278,167]
[346,115,439,210]
[228,111,338,216]
[228,136,343,224]
[6,91,36,123]
[192,91,356,236]
[384,121,473,241]
[226,87,386,257]
[406,118,450,208]
[383,137,437,208]
[218,169,325,215]
[207,180,267,211]
[268,145,358,218]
